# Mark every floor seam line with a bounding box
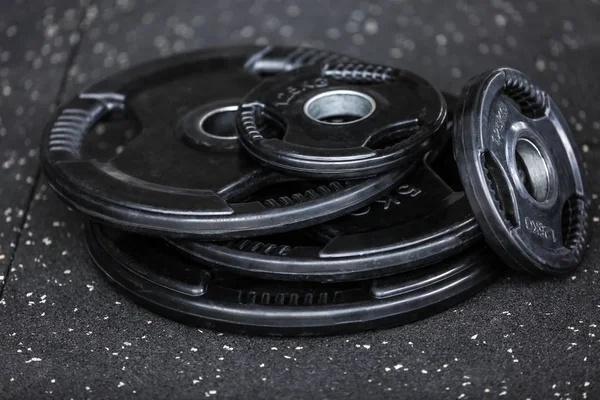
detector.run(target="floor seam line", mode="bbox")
[0,6,89,300]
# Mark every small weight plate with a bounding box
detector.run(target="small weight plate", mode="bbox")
[236,61,447,179]
[454,68,590,275]
[170,103,484,282]
[41,46,410,239]
[86,222,500,336]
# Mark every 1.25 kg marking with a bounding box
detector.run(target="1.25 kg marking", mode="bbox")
[491,102,508,144]
[524,217,557,242]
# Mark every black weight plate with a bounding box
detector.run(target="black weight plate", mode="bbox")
[170,105,484,283]
[454,68,590,275]
[236,61,447,179]
[86,222,500,336]
[41,46,409,239]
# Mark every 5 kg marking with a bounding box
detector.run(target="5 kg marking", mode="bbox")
[351,184,422,216]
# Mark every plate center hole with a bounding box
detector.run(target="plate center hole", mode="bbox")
[198,105,238,139]
[514,138,551,201]
[304,90,376,125]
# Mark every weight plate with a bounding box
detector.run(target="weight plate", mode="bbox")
[170,103,484,282]
[41,46,410,239]
[453,68,590,275]
[86,222,500,336]
[236,61,447,179]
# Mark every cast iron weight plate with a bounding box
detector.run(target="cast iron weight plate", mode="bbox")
[41,46,409,239]
[86,222,500,336]
[453,68,589,275]
[171,99,482,282]
[236,61,447,179]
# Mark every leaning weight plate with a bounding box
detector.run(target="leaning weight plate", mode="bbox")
[86,222,500,336]
[236,61,447,179]
[454,68,590,275]
[41,46,410,239]
[170,106,484,282]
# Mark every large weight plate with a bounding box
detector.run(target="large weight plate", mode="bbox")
[170,103,484,282]
[86,222,500,336]
[236,61,447,179]
[41,46,409,239]
[453,68,590,275]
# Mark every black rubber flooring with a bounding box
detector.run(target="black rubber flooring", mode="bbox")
[0,1,599,398]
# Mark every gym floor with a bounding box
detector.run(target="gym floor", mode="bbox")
[1,1,599,398]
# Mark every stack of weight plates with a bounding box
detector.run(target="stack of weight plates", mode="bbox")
[41,46,590,335]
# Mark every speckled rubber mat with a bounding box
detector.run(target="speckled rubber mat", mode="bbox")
[0,1,599,398]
